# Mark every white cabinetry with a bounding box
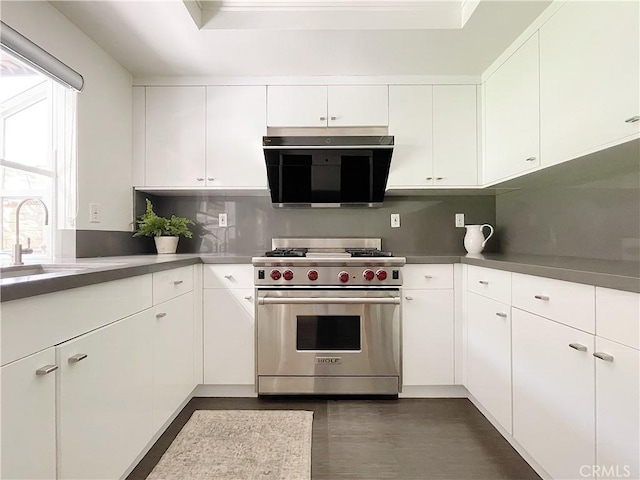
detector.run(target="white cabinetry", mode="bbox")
[1,349,57,480]
[466,292,512,433]
[512,308,595,480]
[203,265,255,386]
[145,86,206,187]
[388,85,477,188]
[57,310,154,480]
[152,292,195,431]
[539,1,640,166]
[267,85,388,127]
[206,86,267,188]
[484,33,540,184]
[402,265,454,387]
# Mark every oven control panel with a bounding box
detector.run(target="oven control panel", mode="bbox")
[255,266,403,286]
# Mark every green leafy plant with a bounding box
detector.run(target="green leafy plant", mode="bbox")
[133,199,194,238]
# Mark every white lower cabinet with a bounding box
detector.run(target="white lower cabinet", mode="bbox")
[152,292,196,431]
[1,348,57,480]
[466,292,512,433]
[57,310,154,480]
[203,287,255,385]
[512,308,595,480]
[402,286,454,386]
[595,337,640,480]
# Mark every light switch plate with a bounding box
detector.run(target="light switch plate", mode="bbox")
[455,213,465,228]
[89,203,101,223]
[219,213,228,227]
[391,213,400,228]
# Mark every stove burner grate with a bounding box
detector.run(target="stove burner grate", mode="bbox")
[264,248,308,257]
[346,248,393,257]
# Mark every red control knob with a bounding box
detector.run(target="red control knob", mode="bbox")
[338,271,350,283]
[270,269,281,280]
[283,269,294,281]
[363,269,375,281]
[376,269,387,281]
[307,269,318,281]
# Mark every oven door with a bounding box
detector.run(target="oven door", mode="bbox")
[256,288,401,394]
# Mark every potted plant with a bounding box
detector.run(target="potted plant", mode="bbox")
[133,199,194,254]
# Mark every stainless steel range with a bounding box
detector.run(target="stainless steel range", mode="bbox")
[252,238,405,395]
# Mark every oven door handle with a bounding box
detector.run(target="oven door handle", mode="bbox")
[257,296,401,305]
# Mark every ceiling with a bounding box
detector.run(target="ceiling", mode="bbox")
[51,0,551,78]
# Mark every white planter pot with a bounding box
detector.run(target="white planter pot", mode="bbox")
[154,236,179,254]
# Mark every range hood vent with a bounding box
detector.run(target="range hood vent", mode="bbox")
[263,136,394,208]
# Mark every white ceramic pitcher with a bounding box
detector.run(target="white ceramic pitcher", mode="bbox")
[464,224,494,254]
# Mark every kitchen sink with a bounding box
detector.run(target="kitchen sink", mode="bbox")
[0,263,120,280]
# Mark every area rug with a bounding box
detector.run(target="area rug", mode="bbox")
[146,410,313,480]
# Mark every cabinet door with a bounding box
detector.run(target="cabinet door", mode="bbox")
[328,85,389,127]
[153,292,195,431]
[512,308,595,480]
[466,293,512,433]
[402,289,454,386]
[267,85,327,127]
[595,337,640,480]
[484,33,540,184]
[1,349,56,480]
[145,86,206,187]
[433,85,478,186]
[203,288,255,385]
[57,310,154,480]
[540,1,640,166]
[388,85,433,187]
[206,86,268,188]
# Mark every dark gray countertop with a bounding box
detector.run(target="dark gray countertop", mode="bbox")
[2,252,638,302]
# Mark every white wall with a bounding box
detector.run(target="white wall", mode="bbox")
[1,1,133,232]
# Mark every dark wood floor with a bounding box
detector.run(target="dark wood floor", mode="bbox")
[127,397,541,480]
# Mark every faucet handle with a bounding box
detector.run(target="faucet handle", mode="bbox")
[22,237,33,255]
[26,237,31,249]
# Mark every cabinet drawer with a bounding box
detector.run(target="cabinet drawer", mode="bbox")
[596,287,640,350]
[152,265,194,305]
[203,264,254,289]
[467,266,511,304]
[403,264,453,289]
[512,273,595,333]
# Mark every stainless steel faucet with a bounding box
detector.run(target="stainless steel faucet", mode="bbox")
[13,198,49,266]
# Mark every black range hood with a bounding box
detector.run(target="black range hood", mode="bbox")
[263,136,394,207]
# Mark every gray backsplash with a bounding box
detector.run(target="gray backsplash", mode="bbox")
[140,193,496,256]
[495,140,640,261]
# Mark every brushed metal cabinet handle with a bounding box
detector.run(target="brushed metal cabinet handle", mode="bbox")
[224,274,233,279]
[196,178,204,181]
[593,352,614,362]
[320,116,326,121]
[173,280,184,285]
[405,296,413,301]
[36,365,58,375]
[244,295,253,301]
[625,116,640,123]
[478,280,489,285]
[156,312,167,318]
[435,177,444,180]
[525,157,537,162]
[569,343,587,352]
[330,116,337,121]
[426,177,433,180]
[534,295,550,301]
[68,354,88,363]
[496,312,508,318]
[424,275,433,279]
[207,177,215,181]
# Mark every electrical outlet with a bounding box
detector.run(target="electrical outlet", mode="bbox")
[391,213,401,228]
[89,203,101,223]
[455,213,465,228]
[219,213,228,227]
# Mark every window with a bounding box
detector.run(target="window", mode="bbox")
[0,50,77,263]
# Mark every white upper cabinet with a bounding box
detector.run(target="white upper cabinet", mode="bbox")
[388,85,478,188]
[388,85,433,186]
[145,86,206,187]
[267,85,388,127]
[206,86,267,188]
[327,85,388,127]
[484,33,540,184]
[432,85,478,186]
[267,85,327,127]
[540,1,640,166]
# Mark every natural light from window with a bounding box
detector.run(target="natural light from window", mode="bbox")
[0,50,77,264]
